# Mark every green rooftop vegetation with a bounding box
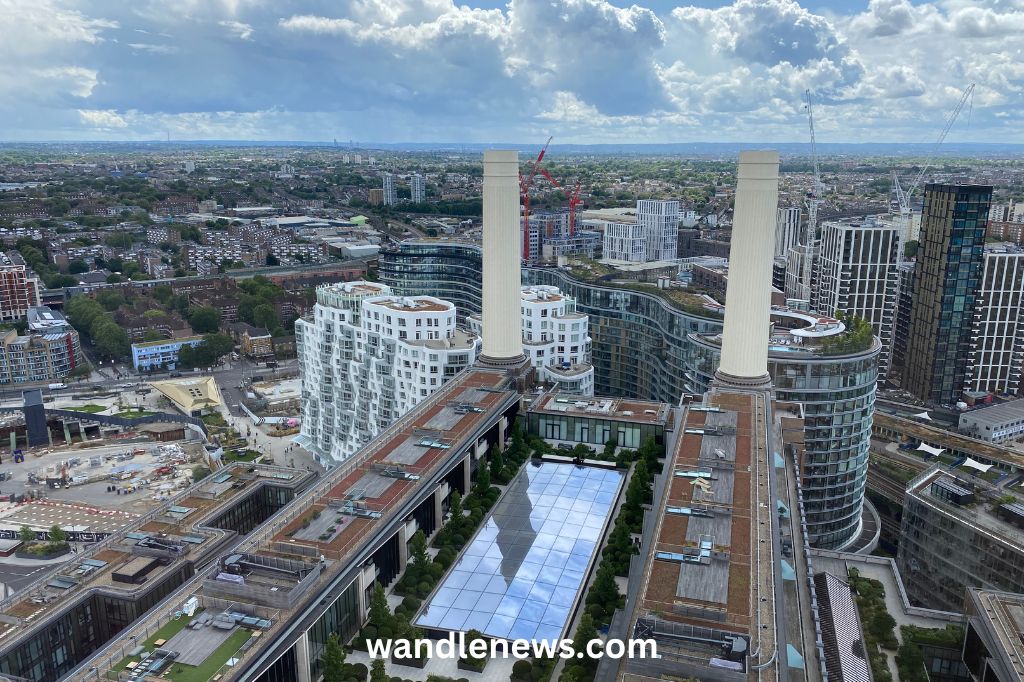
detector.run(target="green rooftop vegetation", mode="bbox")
[110,609,256,682]
[67,404,107,414]
[817,313,875,356]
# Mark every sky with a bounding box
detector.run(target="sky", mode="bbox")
[2,0,1023,144]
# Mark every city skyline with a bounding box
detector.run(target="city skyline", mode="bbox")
[3,0,1023,143]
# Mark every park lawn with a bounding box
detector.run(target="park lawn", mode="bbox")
[68,404,107,414]
[224,449,261,463]
[111,611,202,672]
[165,628,254,682]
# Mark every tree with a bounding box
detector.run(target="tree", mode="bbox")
[474,459,490,494]
[95,290,126,311]
[489,449,505,481]
[48,525,67,543]
[19,525,34,543]
[410,530,429,568]
[252,303,279,331]
[572,614,600,669]
[68,363,92,380]
[265,254,280,266]
[91,319,130,359]
[449,491,464,524]
[321,633,347,682]
[191,465,211,482]
[143,330,163,342]
[152,284,173,304]
[368,582,392,630]
[68,259,89,274]
[369,658,387,682]
[869,610,897,641]
[188,306,221,333]
[106,273,122,284]
[104,232,134,248]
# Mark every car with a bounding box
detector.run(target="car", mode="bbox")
[170,371,182,378]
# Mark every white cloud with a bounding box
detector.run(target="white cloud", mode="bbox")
[127,43,179,54]
[219,20,254,40]
[78,109,128,128]
[0,0,1021,142]
[33,66,100,98]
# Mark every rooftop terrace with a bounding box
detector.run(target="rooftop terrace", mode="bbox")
[71,368,520,682]
[0,462,314,658]
[527,392,670,426]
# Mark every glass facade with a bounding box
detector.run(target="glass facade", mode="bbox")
[379,242,721,401]
[379,242,484,324]
[381,241,879,549]
[210,484,295,534]
[898,476,1024,613]
[417,462,623,640]
[904,184,992,405]
[687,335,879,550]
[306,580,361,681]
[524,411,664,450]
[523,269,721,401]
[0,564,194,682]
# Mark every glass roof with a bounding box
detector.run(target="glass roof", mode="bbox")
[416,461,623,642]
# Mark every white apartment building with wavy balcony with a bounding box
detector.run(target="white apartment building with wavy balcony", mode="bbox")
[295,281,480,466]
[469,285,594,396]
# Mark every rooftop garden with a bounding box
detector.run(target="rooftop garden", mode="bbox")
[110,608,256,682]
[847,568,897,682]
[67,403,107,414]
[816,313,875,356]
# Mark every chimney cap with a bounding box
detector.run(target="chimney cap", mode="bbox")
[484,150,519,177]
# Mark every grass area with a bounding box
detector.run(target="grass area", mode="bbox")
[112,611,199,672]
[110,611,255,682]
[68,403,107,414]
[201,413,228,427]
[224,449,261,463]
[164,628,253,682]
[114,409,158,418]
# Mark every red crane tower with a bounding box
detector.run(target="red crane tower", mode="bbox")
[519,137,552,261]
[538,169,583,237]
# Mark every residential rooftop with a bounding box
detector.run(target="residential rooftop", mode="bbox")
[526,392,670,426]
[967,588,1024,681]
[132,335,205,349]
[611,388,819,681]
[907,467,1024,556]
[72,368,519,682]
[0,462,314,658]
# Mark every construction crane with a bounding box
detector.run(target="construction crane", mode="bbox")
[891,82,976,240]
[537,168,585,240]
[566,181,583,236]
[800,89,824,305]
[520,137,553,261]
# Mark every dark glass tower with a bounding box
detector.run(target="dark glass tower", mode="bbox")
[903,183,991,405]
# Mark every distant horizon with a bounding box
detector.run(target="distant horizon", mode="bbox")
[3,140,1024,157]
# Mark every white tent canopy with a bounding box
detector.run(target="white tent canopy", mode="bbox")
[962,457,993,473]
[916,443,944,457]
[912,411,932,421]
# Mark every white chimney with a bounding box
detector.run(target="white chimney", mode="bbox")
[715,150,780,388]
[480,150,525,365]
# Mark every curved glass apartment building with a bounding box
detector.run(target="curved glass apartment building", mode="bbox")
[378,241,483,324]
[380,240,879,549]
[381,241,723,400]
[686,312,880,549]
